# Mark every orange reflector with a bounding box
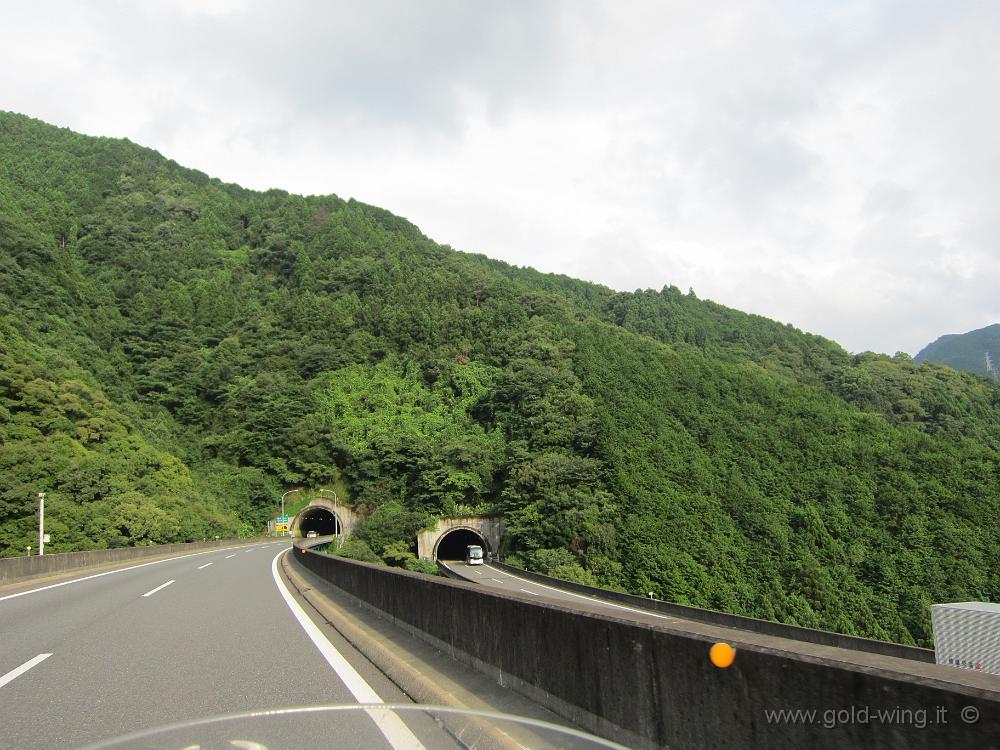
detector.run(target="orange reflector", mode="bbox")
[710,642,736,668]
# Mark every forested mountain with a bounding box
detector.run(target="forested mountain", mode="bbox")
[916,323,1000,382]
[1,112,998,646]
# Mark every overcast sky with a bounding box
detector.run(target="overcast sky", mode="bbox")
[4,0,999,354]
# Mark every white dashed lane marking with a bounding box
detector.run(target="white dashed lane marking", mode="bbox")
[141,580,175,597]
[0,654,52,689]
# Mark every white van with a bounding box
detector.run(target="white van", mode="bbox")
[465,545,485,566]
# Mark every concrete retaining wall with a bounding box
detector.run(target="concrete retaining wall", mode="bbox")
[493,561,934,663]
[293,544,1000,750]
[0,538,255,586]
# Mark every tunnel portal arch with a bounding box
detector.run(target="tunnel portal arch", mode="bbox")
[417,516,503,560]
[296,507,341,536]
[434,527,490,560]
[289,497,359,538]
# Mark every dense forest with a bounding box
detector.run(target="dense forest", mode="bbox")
[1,112,997,646]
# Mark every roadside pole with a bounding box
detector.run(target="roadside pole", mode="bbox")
[317,488,339,538]
[38,492,45,556]
[280,488,300,537]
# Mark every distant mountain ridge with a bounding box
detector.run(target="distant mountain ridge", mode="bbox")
[915,323,1000,382]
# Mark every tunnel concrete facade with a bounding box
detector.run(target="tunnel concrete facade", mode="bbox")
[290,498,359,538]
[417,515,503,560]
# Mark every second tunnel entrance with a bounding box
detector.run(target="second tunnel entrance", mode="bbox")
[435,528,489,560]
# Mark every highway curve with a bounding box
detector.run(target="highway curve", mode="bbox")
[0,543,457,750]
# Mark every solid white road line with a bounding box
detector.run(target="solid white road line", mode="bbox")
[490,566,677,621]
[270,550,426,750]
[197,563,213,569]
[0,653,52,689]
[0,544,256,603]
[141,580,175,597]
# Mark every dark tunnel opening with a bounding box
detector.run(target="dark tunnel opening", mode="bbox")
[296,507,341,537]
[436,528,489,560]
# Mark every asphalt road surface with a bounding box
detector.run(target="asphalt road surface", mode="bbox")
[439,561,685,628]
[0,542,461,750]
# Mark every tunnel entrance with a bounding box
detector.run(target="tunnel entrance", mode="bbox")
[435,528,489,560]
[296,507,341,537]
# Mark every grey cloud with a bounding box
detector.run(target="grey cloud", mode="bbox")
[88,0,562,140]
[862,184,916,218]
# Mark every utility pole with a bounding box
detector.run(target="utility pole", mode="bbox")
[280,489,300,536]
[38,492,45,556]
[317,489,339,537]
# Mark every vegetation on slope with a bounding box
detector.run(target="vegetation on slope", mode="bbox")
[1,112,998,645]
[915,323,1000,382]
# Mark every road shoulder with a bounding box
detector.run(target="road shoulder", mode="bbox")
[279,550,586,748]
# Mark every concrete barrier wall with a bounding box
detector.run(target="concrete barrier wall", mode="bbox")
[436,560,464,580]
[492,561,935,663]
[0,538,256,585]
[294,545,1000,750]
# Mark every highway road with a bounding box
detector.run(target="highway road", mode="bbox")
[439,561,686,628]
[0,542,460,750]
